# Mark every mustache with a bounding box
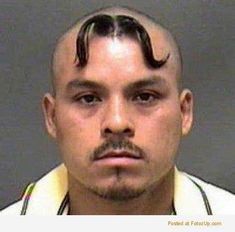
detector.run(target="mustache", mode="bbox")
[91,139,146,161]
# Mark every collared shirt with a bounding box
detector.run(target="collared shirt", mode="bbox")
[1,164,235,215]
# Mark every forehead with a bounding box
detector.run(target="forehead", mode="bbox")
[54,36,178,95]
[52,15,180,91]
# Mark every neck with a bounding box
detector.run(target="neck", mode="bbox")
[68,168,175,215]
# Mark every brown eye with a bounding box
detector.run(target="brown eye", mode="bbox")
[133,92,157,104]
[76,94,101,105]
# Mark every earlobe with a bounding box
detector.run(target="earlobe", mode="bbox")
[42,93,57,138]
[180,89,193,136]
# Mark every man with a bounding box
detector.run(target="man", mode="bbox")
[1,6,234,215]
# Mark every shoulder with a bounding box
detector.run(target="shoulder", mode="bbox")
[185,172,235,215]
[0,182,36,215]
[0,200,24,215]
[0,165,67,215]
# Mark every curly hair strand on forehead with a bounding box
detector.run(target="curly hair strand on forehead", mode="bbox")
[75,14,170,69]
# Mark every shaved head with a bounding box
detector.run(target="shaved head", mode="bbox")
[51,6,182,93]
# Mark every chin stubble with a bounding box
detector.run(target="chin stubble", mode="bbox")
[88,172,147,201]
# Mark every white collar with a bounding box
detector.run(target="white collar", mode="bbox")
[24,164,208,215]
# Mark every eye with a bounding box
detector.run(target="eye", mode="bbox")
[75,94,101,106]
[133,92,159,104]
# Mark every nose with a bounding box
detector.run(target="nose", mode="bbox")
[101,96,135,139]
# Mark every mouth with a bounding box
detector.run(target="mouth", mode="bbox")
[93,150,145,169]
[94,150,142,161]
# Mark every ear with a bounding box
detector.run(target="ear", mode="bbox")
[180,89,193,136]
[42,93,57,138]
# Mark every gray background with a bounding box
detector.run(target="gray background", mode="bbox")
[0,0,234,210]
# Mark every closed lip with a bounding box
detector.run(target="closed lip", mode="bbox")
[94,151,142,160]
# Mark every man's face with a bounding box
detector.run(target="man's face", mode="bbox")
[43,35,192,200]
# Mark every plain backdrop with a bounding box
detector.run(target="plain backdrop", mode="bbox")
[0,0,234,209]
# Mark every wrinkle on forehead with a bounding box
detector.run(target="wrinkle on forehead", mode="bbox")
[51,6,182,93]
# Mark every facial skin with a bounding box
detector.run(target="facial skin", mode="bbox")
[42,8,193,215]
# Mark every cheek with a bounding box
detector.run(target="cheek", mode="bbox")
[137,103,182,161]
[54,105,100,161]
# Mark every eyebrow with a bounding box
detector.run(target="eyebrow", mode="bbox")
[66,79,106,92]
[125,76,169,92]
[66,75,168,93]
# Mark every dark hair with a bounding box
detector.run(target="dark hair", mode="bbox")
[75,14,170,68]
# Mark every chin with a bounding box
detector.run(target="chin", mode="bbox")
[86,174,151,201]
[90,183,147,201]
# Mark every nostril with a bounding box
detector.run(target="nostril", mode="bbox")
[104,128,112,134]
[123,128,134,136]
[103,127,134,137]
